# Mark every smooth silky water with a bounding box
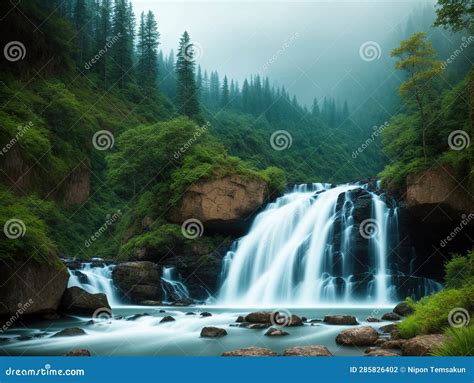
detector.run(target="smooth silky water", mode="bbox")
[0,183,442,356]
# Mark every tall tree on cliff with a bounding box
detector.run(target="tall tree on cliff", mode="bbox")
[175,31,200,119]
[111,0,135,88]
[391,32,441,159]
[137,10,159,90]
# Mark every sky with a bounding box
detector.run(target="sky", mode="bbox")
[131,0,435,106]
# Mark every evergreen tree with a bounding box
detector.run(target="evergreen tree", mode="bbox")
[221,75,229,107]
[137,10,159,89]
[73,0,91,66]
[175,31,200,118]
[95,0,112,85]
[311,98,320,119]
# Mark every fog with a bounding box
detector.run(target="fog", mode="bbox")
[131,0,436,106]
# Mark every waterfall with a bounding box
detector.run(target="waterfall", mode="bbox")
[67,263,122,306]
[160,266,190,303]
[217,183,441,307]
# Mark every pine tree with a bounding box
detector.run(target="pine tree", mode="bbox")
[136,10,159,89]
[221,75,229,108]
[175,31,200,118]
[95,0,112,85]
[311,98,320,119]
[74,0,91,66]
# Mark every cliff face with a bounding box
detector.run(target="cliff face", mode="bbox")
[406,165,473,222]
[170,175,268,234]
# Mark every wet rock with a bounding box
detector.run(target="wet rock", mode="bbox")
[170,298,194,306]
[112,262,162,303]
[244,311,272,323]
[200,327,228,338]
[60,286,110,315]
[73,270,88,284]
[159,310,166,313]
[366,317,382,322]
[265,327,290,336]
[381,312,400,321]
[364,347,378,354]
[126,313,150,321]
[239,323,271,329]
[309,319,322,323]
[381,340,406,349]
[365,350,399,356]
[64,349,91,356]
[33,332,49,338]
[185,312,196,315]
[401,334,445,356]
[200,312,212,317]
[236,316,245,323]
[283,346,332,356]
[222,347,277,356]
[379,324,397,333]
[52,328,86,337]
[335,326,379,346]
[139,300,162,306]
[324,315,358,325]
[393,302,414,317]
[244,311,303,326]
[375,339,387,346]
[16,335,32,341]
[391,329,401,340]
[160,316,176,323]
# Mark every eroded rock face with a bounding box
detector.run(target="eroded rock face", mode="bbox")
[0,259,69,317]
[60,286,110,315]
[401,334,445,356]
[406,165,473,221]
[112,262,161,303]
[283,346,333,356]
[222,347,277,356]
[170,175,268,234]
[335,326,379,346]
[62,162,90,207]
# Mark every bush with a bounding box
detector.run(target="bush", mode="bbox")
[445,253,473,288]
[432,326,474,356]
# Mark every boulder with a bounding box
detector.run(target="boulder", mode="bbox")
[59,287,110,315]
[381,340,406,349]
[379,324,397,333]
[52,328,86,337]
[324,315,358,325]
[139,300,162,306]
[401,334,445,356]
[393,302,414,317]
[239,323,271,329]
[200,327,228,338]
[200,312,212,317]
[245,312,272,323]
[283,346,332,356]
[365,350,399,356]
[265,327,289,336]
[126,313,150,321]
[381,312,400,321]
[222,347,277,356]
[64,349,91,356]
[366,317,382,322]
[244,311,303,326]
[112,262,161,303]
[236,315,245,323]
[0,259,69,317]
[335,326,379,346]
[170,175,268,234]
[160,316,176,323]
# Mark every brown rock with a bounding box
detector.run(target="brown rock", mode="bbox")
[112,262,161,303]
[381,312,401,321]
[62,163,90,207]
[160,316,175,323]
[283,346,333,356]
[244,312,272,323]
[64,349,91,356]
[170,175,268,233]
[365,350,399,356]
[222,347,277,356]
[336,326,379,346]
[366,317,382,322]
[324,315,358,325]
[200,327,228,338]
[379,324,397,333]
[52,328,86,337]
[60,287,110,315]
[402,334,445,356]
[393,302,414,316]
[381,339,406,349]
[265,327,290,336]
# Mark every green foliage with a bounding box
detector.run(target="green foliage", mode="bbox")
[260,167,287,196]
[445,252,473,288]
[434,0,474,32]
[432,326,474,356]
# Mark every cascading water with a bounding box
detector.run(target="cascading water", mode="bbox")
[160,266,190,303]
[217,183,441,307]
[68,263,122,306]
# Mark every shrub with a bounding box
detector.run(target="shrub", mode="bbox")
[432,326,474,356]
[445,254,472,288]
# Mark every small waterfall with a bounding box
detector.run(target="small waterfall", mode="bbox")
[160,266,190,303]
[217,182,441,306]
[67,263,121,306]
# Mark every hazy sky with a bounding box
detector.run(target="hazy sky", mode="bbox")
[131,0,435,106]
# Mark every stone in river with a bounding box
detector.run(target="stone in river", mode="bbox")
[200,327,228,338]
[265,327,289,336]
[335,326,379,346]
[52,328,86,337]
[222,347,277,356]
[160,316,176,323]
[323,315,358,325]
[365,349,399,356]
[200,312,212,317]
[401,334,445,356]
[64,349,91,356]
[393,302,414,316]
[381,312,401,321]
[283,346,332,356]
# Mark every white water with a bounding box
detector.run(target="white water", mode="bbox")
[161,266,190,303]
[68,263,122,306]
[217,183,397,307]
